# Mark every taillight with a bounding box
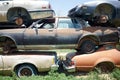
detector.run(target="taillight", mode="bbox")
[49,4,51,9]
[42,4,51,9]
[70,61,75,66]
[42,6,47,9]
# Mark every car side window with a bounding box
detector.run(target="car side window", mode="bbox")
[43,23,54,29]
[58,18,74,29]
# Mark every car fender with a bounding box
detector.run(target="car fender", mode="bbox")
[77,34,100,48]
[0,35,17,46]
[12,62,38,72]
[94,58,115,67]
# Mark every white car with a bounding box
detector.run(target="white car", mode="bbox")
[0,0,54,25]
[0,51,58,77]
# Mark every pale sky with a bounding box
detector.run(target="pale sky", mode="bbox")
[49,0,90,16]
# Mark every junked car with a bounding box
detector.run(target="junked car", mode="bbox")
[68,0,120,27]
[64,49,120,72]
[0,17,119,54]
[0,0,54,25]
[0,51,58,77]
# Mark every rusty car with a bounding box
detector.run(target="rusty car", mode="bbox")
[0,17,119,54]
[0,51,58,77]
[64,48,120,73]
[68,0,120,27]
[0,0,54,26]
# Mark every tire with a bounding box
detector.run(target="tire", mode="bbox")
[15,64,37,77]
[2,40,17,54]
[80,40,96,54]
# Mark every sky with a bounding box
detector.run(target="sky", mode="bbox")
[49,0,90,16]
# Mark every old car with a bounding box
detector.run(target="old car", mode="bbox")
[0,0,54,25]
[68,0,120,27]
[0,17,119,54]
[65,49,120,73]
[0,51,58,77]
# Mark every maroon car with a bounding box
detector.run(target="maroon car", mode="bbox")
[0,17,119,54]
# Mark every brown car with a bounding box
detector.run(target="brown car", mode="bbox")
[0,17,119,54]
[71,49,120,72]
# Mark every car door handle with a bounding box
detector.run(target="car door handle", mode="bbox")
[2,2,9,5]
[48,29,53,32]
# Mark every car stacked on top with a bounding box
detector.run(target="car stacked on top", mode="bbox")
[0,0,54,28]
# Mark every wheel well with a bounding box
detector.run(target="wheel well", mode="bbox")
[94,61,115,72]
[95,61,115,67]
[7,7,31,22]
[0,36,16,46]
[14,63,38,73]
[94,3,116,19]
[78,35,99,48]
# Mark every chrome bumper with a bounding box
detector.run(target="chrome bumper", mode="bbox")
[51,64,59,71]
[63,63,75,72]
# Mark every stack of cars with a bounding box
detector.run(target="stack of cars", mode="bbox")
[0,16,120,74]
[0,0,59,77]
[62,0,120,73]
[0,0,120,77]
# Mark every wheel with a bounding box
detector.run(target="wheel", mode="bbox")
[79,40,96,54]
[2,40,17,54]
[95,62,115,73]
[15,17,23,26]
[15,64,37,77]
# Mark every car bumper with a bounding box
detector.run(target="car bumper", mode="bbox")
[63,63,75,72]
[51,64,59,71]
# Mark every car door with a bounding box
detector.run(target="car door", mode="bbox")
[56,18,83,48]
[23,23,56,50]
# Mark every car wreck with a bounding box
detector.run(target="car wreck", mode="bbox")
[63,48,120,73]
[0,17,119,54]
[0,51,58,77]
[0,0,54,29]
[68,0,120,27]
